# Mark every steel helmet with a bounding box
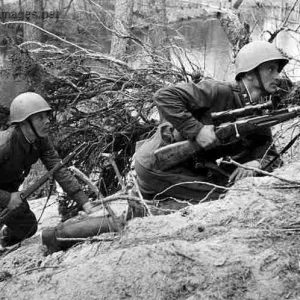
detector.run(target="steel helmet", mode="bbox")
[235,41,289,80]
[10,92,51,124]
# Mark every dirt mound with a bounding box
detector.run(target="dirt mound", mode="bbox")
[1,162,300,300]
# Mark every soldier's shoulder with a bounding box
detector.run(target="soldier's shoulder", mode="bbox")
[206,79,235,91]
[0,127,15,147]
[0,127,15,163]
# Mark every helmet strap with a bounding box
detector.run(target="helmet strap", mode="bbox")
[28,118,42,139]
[254,68,268,95]
[241,78,254,104]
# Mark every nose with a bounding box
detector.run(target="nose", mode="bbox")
[273,71,281,82]
[43,115,50,127]
[45,112,51,122]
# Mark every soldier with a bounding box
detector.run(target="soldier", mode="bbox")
[134,41,289,203]
[0,92,97,250]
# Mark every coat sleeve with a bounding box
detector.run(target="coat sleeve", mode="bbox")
[0,128,13,209]
[39,138,89,207]
[0,190,11,209]
[153,81,217,140]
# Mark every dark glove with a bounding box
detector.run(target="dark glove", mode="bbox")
[229,160,260,183]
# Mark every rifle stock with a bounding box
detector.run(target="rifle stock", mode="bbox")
[0,142,88,224]
[154,140,201,170]
[154,106,300,171]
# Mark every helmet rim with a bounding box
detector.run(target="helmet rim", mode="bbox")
[235,41,289,80]
[10,92,51,124]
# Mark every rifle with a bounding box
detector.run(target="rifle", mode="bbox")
[211,100,273,124]
[0,142,88,224]
[154,105,300,171]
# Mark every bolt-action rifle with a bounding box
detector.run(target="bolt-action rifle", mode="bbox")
[0,142,88,224]
[154,104,300,171]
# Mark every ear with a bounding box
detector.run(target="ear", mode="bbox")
[19,119,28,128]
[244,71,255,81]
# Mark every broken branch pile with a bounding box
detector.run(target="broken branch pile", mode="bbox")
[6,44,187,197]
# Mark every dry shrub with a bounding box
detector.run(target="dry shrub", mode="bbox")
[7,45,185,197]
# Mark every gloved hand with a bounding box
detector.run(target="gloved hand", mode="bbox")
[7,192,23,211]
[82,202,101,214]
[196,125,220,150]
[228,160,260,183]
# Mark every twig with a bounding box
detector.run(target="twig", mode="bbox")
[153,181,239,200]
[169,243,201,263]
[1,243,20,257]
[1,21,89,53]
[154,196,193,205]
[281,0,299,28]
[150,206,177,213]
[57,236,115,242]
[63,0,74,18]
[276,228,300,232]
[199,187,218,203]
[95,194,152,205]
[0,266,64,292]
[129,171,153,216]
[102,202,124,232]
[15,266,62,276]
[1,21,131,68]
[101,153,126,191]
[222,158,300,186]
[269,185,300,189]
[99,153,129,230]
[172,250,197,262]
[68,166,102,197]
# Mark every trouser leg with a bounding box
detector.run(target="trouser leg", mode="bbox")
[135,161,227,202]
[1,203,38,247]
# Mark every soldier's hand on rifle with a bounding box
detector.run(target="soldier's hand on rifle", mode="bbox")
[196,125,220,150]
[228,160,260,183]
[7,192,23,211]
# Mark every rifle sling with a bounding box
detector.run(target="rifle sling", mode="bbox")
[262,132,300,171]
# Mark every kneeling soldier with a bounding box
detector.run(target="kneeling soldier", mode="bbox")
[0,92,96,250]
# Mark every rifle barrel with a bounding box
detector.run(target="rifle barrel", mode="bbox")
[211,101,273,122]
[20,161,64,200]
[21,142,87,200]
[0,142,88,225]
[153,104,300,172]
[255,106,300,127]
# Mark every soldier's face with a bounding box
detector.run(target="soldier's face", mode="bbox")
[257,61,281,94]
[30,111,50,137]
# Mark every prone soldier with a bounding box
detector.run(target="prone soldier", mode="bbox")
[134,41,289,202]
